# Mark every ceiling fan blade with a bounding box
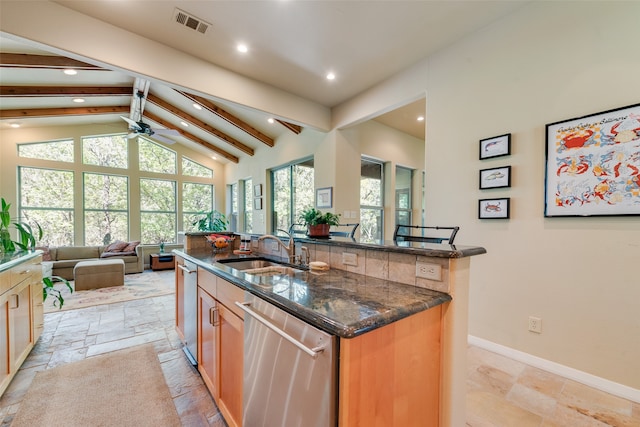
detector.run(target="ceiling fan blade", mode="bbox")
[152,128,181,137]
[120,116,142,130]
[150,134,176,145]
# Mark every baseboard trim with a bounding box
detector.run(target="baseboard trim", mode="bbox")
[468,335,640,403]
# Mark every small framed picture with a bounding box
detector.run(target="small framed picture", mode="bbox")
[254,198,262,210]
[316,187,333,208]
[479,198,510,219]
[479,166,511,189]
[253,184,262,197]
[479,133,511,160]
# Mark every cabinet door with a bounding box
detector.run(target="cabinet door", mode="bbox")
[218,303,243,427]
[197,287,218,399]
[9,279,33,371]
[175,256,185,340]
[0,293,10,393]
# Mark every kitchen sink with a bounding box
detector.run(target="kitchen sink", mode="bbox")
[217,258,305,276]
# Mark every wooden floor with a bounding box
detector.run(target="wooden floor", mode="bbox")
[0,271,637,426]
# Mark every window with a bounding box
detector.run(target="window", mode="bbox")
[395,166,414,235]
[19,167,74,246]
[182,182,214,232]
[140,178,176,244]
[182,157,213,178]
[243,179,253,233]
[18,139,74,163]
[139,138,177,174]
[83,173,129,245]
[229,183,238,231]
[360,157,384,242]
[271,158,314,232]
[83,134,128,168]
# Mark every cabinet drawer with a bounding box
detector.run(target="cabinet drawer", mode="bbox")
[197,268,217,297]
[9,256,41,289]
[216,278,245,319]
[0,270,10,295]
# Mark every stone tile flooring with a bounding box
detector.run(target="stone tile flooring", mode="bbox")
[0,273,637,426]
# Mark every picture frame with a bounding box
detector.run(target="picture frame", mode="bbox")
[316,187,333,208]
[479,133,511,160]
[254,198,262,210]
[480,166,511,189]
[544,103,640,217]
[479,198,510,219]
[253,184,262,197]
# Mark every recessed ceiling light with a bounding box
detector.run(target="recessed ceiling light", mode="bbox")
[211,156,217,160]
[193,103,202,110]
[63,69,77,75]
[10,123,20,128]
[326,72,336,81]
[237,43,248,53]
[180,121,189,127]
[417,116,424,122]
[268,118,275,124]
[72,98,85,103]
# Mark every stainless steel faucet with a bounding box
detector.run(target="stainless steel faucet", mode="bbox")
[258,229,296,263]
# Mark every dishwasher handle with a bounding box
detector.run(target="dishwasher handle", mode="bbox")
[235,301,325,359]
[178,264,196,274]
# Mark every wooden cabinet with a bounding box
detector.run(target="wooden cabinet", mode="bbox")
[195,268,244,427]
[175,255,185,341]
[0,254,43,396]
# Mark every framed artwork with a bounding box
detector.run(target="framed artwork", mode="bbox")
[254,198,262,210]
[479,198,510,219]
[480,166,511,189]
[544,103,640,217]
[253,184,262,197]
[479,133,511,160]
[316,187,333,208]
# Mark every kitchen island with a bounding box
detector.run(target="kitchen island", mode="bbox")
[176,233,486,426]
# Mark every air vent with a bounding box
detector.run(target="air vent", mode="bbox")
[173,8,210,35]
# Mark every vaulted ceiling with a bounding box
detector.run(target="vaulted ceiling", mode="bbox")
[1,1,529,163]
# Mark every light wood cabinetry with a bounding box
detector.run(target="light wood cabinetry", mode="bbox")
[196,268,244,427]
[338,305,443,427]
[0,254,43,396]
[175,255,185,341]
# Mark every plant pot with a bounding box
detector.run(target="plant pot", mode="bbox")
[307,224,330,237]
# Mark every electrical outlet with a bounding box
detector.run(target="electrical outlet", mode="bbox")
[416,262,442,281]
[342,252,358,266]
[528,316,542,333]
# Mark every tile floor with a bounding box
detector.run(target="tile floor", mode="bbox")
[0,271,637,426]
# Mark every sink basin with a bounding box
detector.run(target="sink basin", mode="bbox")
[217,258,305,276]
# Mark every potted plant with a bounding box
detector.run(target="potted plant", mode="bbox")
[192,210,229,232]
[300,207,340,237]
[1,198,72,308]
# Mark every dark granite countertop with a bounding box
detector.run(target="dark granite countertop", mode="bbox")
[0,250,42,273]
[175,248,452,339]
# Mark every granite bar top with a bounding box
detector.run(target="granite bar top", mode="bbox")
[0,250,42,273]
[175,248,452,338]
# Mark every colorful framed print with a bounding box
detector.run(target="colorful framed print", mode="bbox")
[479,198,510,219]
[479,133,511,160]
[480,166,511,189]
[544,103,640,217]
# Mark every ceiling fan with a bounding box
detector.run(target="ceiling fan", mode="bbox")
[120,91,180,144]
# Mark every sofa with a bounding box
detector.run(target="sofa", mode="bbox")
[43,242,143,280]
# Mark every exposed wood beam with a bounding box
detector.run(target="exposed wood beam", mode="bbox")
[0,105,129,119]
[143,111,239,164]
[276,119,302,134]
[146,93,254,156]
[177,90,275,147]
[0,53,104,70]
[0,85,132,97]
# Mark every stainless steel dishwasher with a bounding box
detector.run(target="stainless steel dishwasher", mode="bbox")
[236,294,337,427]
[179,259,198,365]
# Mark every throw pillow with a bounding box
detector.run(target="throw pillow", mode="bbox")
[100,251,135,258]
[105,240,128,252]
[123,240,140,253]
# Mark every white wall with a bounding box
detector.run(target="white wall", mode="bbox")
[422,2,639,388]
